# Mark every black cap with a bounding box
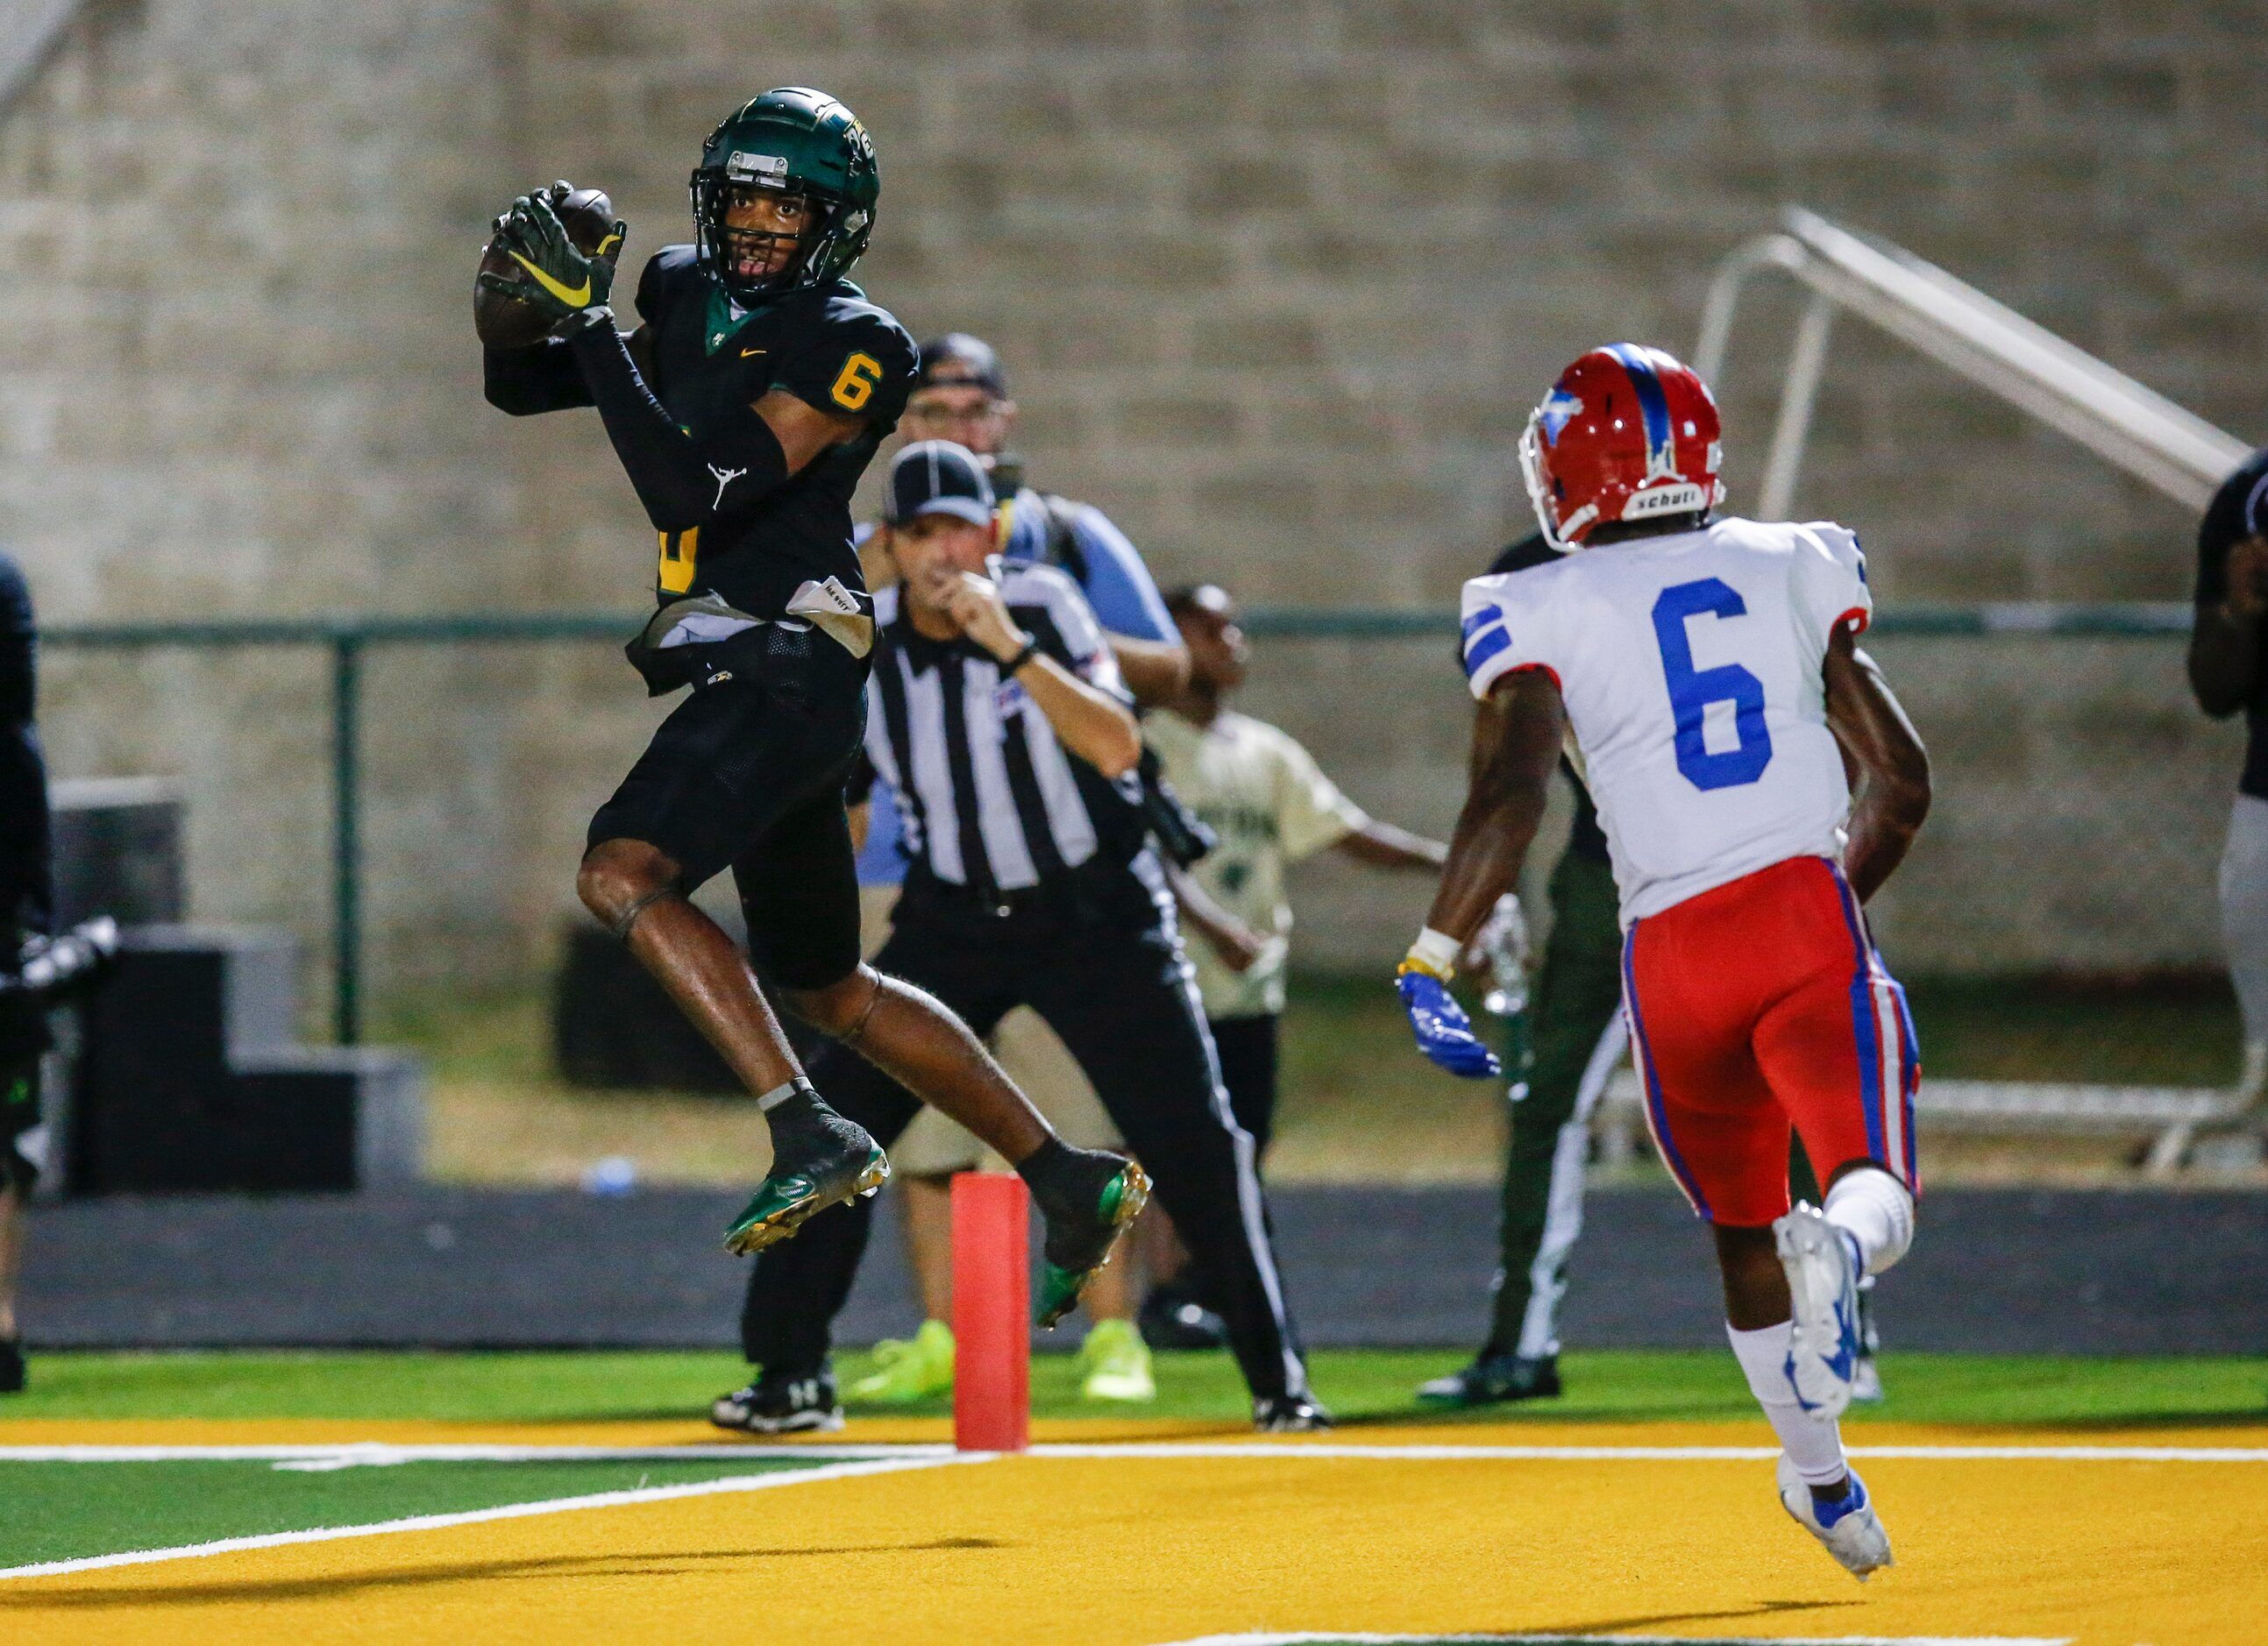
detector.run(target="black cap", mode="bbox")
[885,439,996,527]
[915,332,1006,396]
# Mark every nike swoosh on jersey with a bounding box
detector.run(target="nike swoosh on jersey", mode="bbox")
[505,250,590,309]
[740,347,767,358]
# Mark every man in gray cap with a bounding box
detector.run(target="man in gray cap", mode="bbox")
[848,333,1198,1403]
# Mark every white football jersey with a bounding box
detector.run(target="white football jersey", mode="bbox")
[1460,516,1873,926]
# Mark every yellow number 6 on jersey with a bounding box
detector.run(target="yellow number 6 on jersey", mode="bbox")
[830,351,883,412]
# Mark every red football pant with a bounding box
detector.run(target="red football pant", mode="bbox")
[1621,854,1919,1228]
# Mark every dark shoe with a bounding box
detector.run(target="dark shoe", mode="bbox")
[1027,1147,1150,1330]
[709,1369,843,1435]
[0,1336,22,1394]
[1415,1352,1561,1408]
[1254,1393,1333,1433]
[723,1090,889,1258]
[1139,1280,1227,1352]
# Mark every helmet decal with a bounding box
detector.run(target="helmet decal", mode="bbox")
[1538,387,1583,447]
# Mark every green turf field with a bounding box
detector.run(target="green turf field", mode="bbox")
[0,1456,829,1571]
[6,1347,2263,1428]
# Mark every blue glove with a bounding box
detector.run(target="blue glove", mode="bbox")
[1397,969,1504,1079]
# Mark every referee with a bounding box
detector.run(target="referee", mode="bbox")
[734,441,1326,1432]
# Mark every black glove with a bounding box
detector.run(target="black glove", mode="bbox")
[1137,745,1216,868]
[479,188,625,324]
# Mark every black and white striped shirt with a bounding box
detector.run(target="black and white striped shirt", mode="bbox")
[862,564,1147,895]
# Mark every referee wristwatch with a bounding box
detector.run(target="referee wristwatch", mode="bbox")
[999,637,1042,677]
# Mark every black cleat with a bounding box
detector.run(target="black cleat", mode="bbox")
[723,1091,889,1258]
[1415,1352,1561,1408]
[1254,1393,1333,1433]
[1139,1280,1227,1352]
[709,1369,843,1435]
[0,1336,22,1394]
[1027,1146,1150,1330]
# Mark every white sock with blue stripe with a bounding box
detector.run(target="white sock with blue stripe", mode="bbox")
[1824,1167,1915,1277]
[1727,1319,1847,1486]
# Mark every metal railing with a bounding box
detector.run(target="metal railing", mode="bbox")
[0,0,83,114]
[39,601,2195,1044]
[1696,207,2253,519]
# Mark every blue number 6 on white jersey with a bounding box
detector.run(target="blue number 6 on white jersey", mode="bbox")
[1652,577,1774,791]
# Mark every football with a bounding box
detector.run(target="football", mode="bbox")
[473,184,622,349]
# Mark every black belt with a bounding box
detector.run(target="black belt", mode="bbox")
[899,855,1146,926]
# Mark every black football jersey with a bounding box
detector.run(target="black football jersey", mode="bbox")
[632,246,917,618]
[2196,446,2268,800]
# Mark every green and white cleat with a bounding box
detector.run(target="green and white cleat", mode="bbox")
[1077,1318,1156,1403]
[848,1319,956,1403]
[1033,1153,1150,1330]
[723,1103,890,1257]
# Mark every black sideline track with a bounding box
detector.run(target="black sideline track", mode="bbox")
[18,1185,2268,1355]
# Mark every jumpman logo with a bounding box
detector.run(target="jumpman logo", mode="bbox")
[707,463,749,508]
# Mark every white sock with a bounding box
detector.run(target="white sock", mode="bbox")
[1726,1319,1846,1486]
[2237,1041,2267,1110]
[1824,1166,1915,1277]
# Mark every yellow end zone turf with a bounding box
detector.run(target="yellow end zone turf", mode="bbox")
[2,1420,2264,1644]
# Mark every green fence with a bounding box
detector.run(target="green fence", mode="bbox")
[39,601,2195,1044]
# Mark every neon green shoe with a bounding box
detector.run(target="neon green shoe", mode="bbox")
[848,1319,955,1403]
[1033,1153,1151,1330]
[1077,1318,1155,1403]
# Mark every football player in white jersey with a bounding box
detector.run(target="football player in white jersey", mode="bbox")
[1397,345,1932,1579]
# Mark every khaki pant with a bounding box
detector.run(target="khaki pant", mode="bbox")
[858,884,1124,1177]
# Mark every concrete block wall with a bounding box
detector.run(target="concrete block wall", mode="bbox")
[3,0,2260,997]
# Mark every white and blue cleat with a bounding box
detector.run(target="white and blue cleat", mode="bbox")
[1774,1201,1863,1420]
[1776,1452,1895,1579]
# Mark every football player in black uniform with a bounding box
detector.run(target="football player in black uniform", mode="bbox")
[0,549,51,1394]
[480,90,1144,1351]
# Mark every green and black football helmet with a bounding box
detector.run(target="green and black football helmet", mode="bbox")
[689,87,878,303]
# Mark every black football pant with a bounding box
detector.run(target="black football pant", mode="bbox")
[741,855,1311,1404]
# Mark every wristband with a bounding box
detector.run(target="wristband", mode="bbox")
[999,638,1042,676]
[555,303,614,337]
[1398,926,1461,982]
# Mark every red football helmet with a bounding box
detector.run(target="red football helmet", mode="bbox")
[1518,344,1725,550]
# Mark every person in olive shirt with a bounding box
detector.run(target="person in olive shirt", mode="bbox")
[2182,448,2268,1151]
[1144,583,1447,1345]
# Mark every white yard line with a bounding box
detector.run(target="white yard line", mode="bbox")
[1036,1441,2268,1464]
[0,1442,954,1466]
[0,1452,978,1583]
[4,1440,2265,1465]
[1155,1634,2071,1645]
